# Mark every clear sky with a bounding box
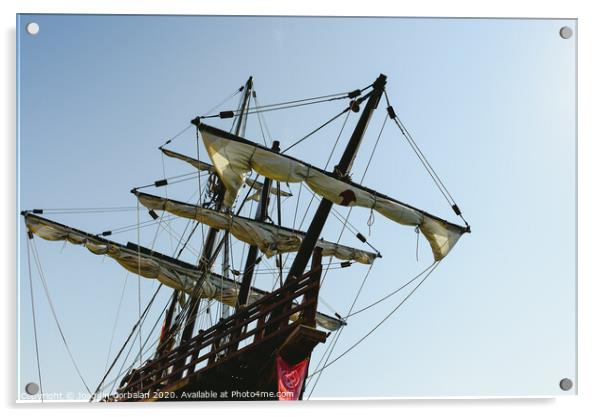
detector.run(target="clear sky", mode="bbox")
[17,14,576,399]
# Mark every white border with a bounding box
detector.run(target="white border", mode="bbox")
[3,1,600,416]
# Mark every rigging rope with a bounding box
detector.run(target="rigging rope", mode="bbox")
[102,207,171,394]
[384,90,469,227]
[282,107,351,154]
[36,206,143,213]
[136,200,142,368]
[102,213,176,236]
[281,108,353,268]
[91,282,165,399]
[307,262,375,398]
[29,238,92,395]
[254,95,274,144]
[159,85,243,148]
[229,87,247,133]
[160,150,174,254]
[99,202,214,396]
[159,125,193,148]
[100,192,209,396]
[99,305,168,393]
[25,238,43,401]
[286,104,381,263]
[253,93,268,146]
[105,293,172,395]
[203,87,244,119]
[345,262,438,319]
[307,261,441,391]
[103,271,129,376]
[201,83,371,121]
[308,113,390,397]
[323,110,351,170]
[170,168,261,327]
[92,206,179,398]
[237,91,349,111]
[201,92,352,122]
[133,171,209,191]
[195,128,205,208]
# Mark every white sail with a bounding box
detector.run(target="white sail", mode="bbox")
[160,147,292,198]
[24,214,344,330]
[199,124,467,260]
[134,190,377,265]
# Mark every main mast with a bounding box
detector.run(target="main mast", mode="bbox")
[286,74,386,283]
[266,74,387,332]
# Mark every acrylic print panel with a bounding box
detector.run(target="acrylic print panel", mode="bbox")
[16,14,576,401]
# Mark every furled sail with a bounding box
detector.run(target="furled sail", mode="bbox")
[160,147,292,200]
[133,190,377,265]
[160,148,214,172]
[23,213,344,330]
[198,124,468,261]
[244,177,292,201]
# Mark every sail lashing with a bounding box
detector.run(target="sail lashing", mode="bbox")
[23,213,344,331]
[196,123,467,261]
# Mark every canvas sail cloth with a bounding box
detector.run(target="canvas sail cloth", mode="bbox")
[133,191,376,265]
[160,147,292,202]
[23,213,343,330]
[199,124,467,261]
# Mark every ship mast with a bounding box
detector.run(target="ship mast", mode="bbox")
[267,74,387,329]
[237,140,280,308]
[288,74,385,282]
[179,76,254,344]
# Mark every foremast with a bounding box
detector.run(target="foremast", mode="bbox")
[184,76,253,342]
[165,77,254,377]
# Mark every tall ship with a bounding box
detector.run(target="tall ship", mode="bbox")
[21,74,470,401]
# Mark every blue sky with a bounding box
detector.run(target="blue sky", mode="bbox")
[17,15,576,399]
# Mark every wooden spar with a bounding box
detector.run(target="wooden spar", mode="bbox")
[179,76,254,345]
[237,140,281,308]
[266,74,387,333]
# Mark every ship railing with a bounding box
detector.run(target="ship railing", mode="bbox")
[115,265,320,397]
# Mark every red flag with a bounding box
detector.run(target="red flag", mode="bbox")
[276,356,309,401]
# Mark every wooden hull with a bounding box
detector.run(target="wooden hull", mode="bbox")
[160,325,326,402]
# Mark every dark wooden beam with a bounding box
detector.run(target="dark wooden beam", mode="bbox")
[265,74,387,335]
[237,140,281,308]
[179,76,254,345]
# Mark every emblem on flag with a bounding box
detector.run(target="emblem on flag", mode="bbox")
[276,356,309,400]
